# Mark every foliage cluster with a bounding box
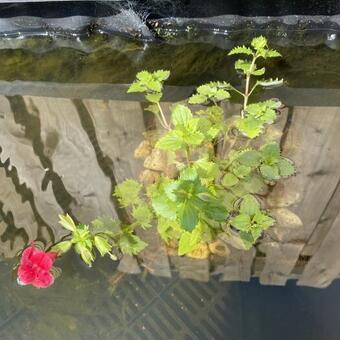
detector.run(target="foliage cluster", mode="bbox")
[52,36,296,265]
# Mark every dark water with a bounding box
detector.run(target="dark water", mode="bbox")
[0,24,340,339]
[1,255,340,339]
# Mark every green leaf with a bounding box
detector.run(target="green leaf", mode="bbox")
[194,158,219,180]
[246,101,278,124]
[239,194,260,216]
[178,228,202,256]
[157,217,180,242]
[178,201,199,232]
[183,131,205,146]
[75,244,95,266]
[204,199,229,222]
[145,93,162,103]
[51,240,72,254]
[237,149,262,167]
[145,104,159,114]
[171,104,193,126]
[278,158,295,177]
[114,179,142,207]
[179,167,198,181]
[266,49,281,58]
[94,235,112,256]
[188,94,207,105]
[91,216,121,235]
[207,126,220,139]
[136,70,153,82]
[197,84,215,96]
[228,45,254,56]
[260,164,280,181]
[251,36,267,50]
[174,178,206,202]
[257,78,284,88]
[118,234,147,255]
[235,59,252,74]
[146,80,162,92]
[132,203,153,228]
[250,225,264,240]
[127,82,146,93]
[230,214,252,231]
[153,70,170,81]
[72,227,92,246]
[230,182,250,198]
[236,116,263,138]
[156,131,183,151]
[252,67,265,76]
[253,212,275,229]
[149,180,178,220]
[219,190,237,211]
[151,192,177,220]
[189,82,230,104]
[233,164,252,179]
[260,143,281,165]
[59,214,77,232]
[239,231,255,249]
[242,175,267,194]
[215,89,230,101]
[222,172,239,187]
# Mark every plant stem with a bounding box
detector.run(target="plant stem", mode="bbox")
[228,85,244,97]
[186,147,191,165]
[45,232,72,252]
[242,54,258,117]
[155,113,168,130]
[157,102,170,130]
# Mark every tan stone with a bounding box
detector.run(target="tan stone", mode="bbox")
[134,140,152,159]
[271,208,303,229]
[267,182,301,208]
[186,243,210,259]
[208,240,230,257]
[218,230,247,250]
[139,169,160,185]
[144,148,167,172]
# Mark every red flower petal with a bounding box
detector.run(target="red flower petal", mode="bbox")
[33,270,54,288]
[46,252,58,262]
[18,264,35,285]
[20,245,35,265]
[36,253,55,271]
[18,244,58,288]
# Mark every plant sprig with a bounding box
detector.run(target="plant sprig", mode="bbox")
[50,36,295,266]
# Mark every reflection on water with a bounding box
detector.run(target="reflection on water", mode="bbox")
[0,31,340,339]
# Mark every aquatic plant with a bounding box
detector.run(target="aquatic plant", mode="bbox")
[17,36,295,287]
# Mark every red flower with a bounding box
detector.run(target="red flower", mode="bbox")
[17,244,58,288]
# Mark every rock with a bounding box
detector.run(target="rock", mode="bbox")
[218,230,247,250]
[144,148,167,171]
[271,208,303,228]
[134,140,152,159]
[209,240,230,257]
[139,169,160,185]
[187,243,210,259]
[267,182,301,207]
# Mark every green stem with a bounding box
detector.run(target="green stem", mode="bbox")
[228,85,245,98]
[155,113,168,130]
[45,232,72,252]
[186,147,191,165]
[157,102,170,130]
[242,54,258,117]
